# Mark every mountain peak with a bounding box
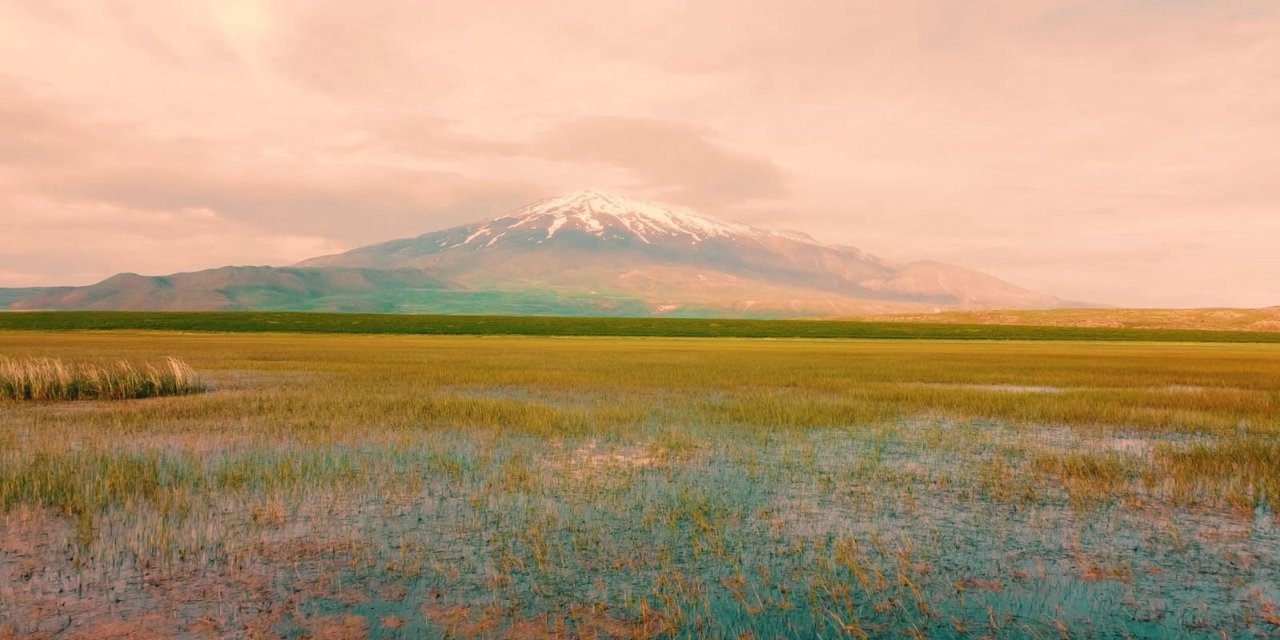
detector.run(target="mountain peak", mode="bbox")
[541,188,632,208]
[499,189,754,244]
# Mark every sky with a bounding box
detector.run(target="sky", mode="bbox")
[1,0,1277,307]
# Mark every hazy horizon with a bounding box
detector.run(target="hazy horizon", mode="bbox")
[2,1,1277,308]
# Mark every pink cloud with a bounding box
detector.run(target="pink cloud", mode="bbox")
[0,0,1277,306]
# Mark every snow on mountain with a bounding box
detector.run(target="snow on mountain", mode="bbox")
[429,189,770,251]
[501,189,756,243]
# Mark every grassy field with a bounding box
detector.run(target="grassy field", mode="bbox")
[2,331,1279,638]
[4,310,1280,343]
[881,307,1280,333]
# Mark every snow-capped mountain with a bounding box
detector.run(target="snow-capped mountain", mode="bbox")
[298,189,1061,313]
[4,190,1064,315]
[302,189,865,264]
[475,189,761,245]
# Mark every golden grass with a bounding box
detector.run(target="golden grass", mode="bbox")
[0,356,202,401]
[0,331,1275,516]
[1,332,1277,438]
[1,331,1279,637]
[1031,451,1137,507]
[878,307,1280,332]
[1150,439,1280,512]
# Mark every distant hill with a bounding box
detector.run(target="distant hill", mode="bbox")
[8,267,449,313]
[2,189,1072,316]
[0,287,73,309]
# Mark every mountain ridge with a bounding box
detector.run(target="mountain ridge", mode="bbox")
[2,190,1069,316]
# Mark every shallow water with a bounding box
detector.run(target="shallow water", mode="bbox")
[2,425,1278,639]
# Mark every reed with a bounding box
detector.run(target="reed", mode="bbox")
[0,356,203,401]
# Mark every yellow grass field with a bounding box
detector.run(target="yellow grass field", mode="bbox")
[879,306,1280,333]
[2,331,1279,638]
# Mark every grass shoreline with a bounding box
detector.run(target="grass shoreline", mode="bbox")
[3,310,1280,343]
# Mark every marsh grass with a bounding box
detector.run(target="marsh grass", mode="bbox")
[0,356,202,401]
[1150,439,1280,512]
[1,332,1279,638]
[1031,451,1139,507]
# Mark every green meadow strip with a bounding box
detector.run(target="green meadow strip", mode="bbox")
[2,311,1280,342]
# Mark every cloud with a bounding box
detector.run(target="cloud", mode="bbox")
[536,116,787,207]
[0,83,541,247]
[35,161,539,243]
[272,1,437,99]
[354,114,521,160]
[0,194,348,286]
[0,0,1278,305]
[0,85,114,167]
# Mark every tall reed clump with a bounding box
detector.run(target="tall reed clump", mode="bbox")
[0,356,204,401]
[1151,439,1280,511]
